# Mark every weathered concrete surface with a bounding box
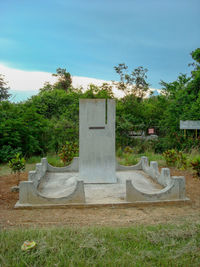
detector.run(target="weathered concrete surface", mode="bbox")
[79,99,117,183]
[38,172,79,198]
[85,170,162,203]
[18,179,85,205]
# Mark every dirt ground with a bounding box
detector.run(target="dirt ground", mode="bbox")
[0,169,200,229]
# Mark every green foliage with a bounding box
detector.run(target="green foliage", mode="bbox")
[176,151,188,170]
[163,149,188,169]
[40,68,72,93]
[124,146,134,154]
[163,149,178,166]
[190,157,200,177]
[8,153,25,185]
[8,153,26,173]
[159,47,200,151]
[59,141,78,165]
[118,153,138,166]
[0,74,11,101]
[0,145,22,163]
[1,49,200,162]
[114,64,150,98]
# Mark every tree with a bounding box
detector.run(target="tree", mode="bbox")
[82,83,114,99]
[0,74,11,101]
[114,64,150,98]
[53,68,72,92]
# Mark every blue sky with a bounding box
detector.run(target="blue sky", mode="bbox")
[0,0,200,100]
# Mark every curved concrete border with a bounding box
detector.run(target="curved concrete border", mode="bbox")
[126,156,186,202]
[18,157,85,205]
[116,159,142,171]
[47,157,79,172]
[126,176,186,202]
[36,157,143,173]
[18,180,85,205]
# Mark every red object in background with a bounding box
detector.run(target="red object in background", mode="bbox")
[148,128,154,134]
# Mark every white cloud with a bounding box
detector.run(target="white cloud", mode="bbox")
[0,63,57,92]
[0,62,125,97]
[0,63,159,99]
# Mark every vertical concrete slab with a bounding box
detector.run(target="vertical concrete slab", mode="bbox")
[79,99,117,183]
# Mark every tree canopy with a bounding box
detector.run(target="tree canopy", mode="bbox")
[0,48,199,162]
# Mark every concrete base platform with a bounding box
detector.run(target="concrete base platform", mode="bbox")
[15,170,189,208]
[15,198,191,209]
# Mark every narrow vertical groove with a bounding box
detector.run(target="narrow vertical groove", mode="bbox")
[105,99,108,124]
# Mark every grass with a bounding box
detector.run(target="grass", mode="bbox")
[0,223,200,266]
[117,150,165,167]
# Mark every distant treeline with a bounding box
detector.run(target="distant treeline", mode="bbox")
[0,49,200,163]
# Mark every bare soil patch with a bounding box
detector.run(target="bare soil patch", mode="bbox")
[0,170,199,229]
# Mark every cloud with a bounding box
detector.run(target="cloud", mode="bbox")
[0,62,125,97]
[0,63,57,92]
[0,63,158,100]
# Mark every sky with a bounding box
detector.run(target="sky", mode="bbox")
[0,0,199,102]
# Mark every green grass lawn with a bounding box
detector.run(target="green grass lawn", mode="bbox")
[0,223,199,266]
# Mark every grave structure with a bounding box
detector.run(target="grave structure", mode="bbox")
[15,99,189,208]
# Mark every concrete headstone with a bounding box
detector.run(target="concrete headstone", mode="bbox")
[79,99,117,183]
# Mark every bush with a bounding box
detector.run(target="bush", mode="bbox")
[116,147,123,158]
[163,149,188,169]
[124,146,134,154]
[163,149,177,166]
[8,153,26,185]
[191,157,200,177]
[59,141,78,165]
[0,145,22,163]
[176,151,188,170]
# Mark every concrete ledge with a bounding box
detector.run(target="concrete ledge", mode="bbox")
[14,198,191,209]
[19,180,85,205]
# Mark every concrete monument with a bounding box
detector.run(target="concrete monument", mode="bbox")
[79,99,117,183]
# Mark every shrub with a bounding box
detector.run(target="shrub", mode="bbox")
[163,149,178,166]
[163,149,188,169]
[59,141,78,165]
[176,151,188,170]
[0,145,22,163]
[191,157,200,178]
[8,153,26,185]
[116,147,123,158]
[124,146,134,154]
[119,153,138,166]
